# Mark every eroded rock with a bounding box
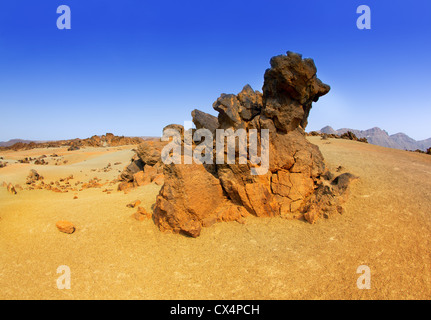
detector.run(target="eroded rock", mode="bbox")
[152,51,357,236]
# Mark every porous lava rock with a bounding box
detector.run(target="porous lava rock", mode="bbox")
[152,51,357,237]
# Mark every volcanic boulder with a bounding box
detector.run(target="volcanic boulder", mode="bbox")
[153,51,357,236]
[191,109,219,135]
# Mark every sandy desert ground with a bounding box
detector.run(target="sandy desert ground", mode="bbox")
[0,137,430,300]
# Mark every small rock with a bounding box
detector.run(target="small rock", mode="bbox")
[56,221,75,234]
[7,183,17,195]
[127,200,141,208]
[133,206,151,221]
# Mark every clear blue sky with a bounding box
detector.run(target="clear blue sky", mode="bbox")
[0,0,430,141]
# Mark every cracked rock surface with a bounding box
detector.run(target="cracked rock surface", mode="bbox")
[153,51,357,237]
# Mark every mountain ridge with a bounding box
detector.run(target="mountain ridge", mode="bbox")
[318,126,431,151]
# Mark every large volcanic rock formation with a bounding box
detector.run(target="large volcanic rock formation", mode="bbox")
[153,51,357,237]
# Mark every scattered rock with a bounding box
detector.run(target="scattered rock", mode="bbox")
[117,181,134,192]
[336,166,345,172]
[56,221,75,234]
[127,200,141,208]
[340,131,368,143]
[133,206,152,221]
[18,157,32,164]
[67,145,80,151]
[7,183,17,195]
[34,158,48,165]
[119,141,166,188]
[26,169,43,184]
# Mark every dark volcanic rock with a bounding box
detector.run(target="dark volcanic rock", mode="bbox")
[153,51,357,237]
[262,52,330,132]
[191,109,219,135]
[120,157,145,182]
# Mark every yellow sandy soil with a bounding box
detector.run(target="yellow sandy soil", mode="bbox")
[0,138,430,300]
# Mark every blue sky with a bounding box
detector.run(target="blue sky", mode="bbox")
[0,0,430,141]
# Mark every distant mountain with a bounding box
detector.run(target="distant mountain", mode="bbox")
[0,139,35,147]
[319,126,431,151]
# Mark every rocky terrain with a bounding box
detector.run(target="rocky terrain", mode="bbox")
[0,133,146,152]
[1,135,431,299]
[319,126,431,151]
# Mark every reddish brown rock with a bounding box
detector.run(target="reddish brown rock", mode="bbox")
[7,183,17,195]
[136,141,163,166]
[152,174,164,185]
[56,221,75,234]
[127,200,141,208]
[133,206,152,221]
[120,156,144,182]
[153,162,227,237]
[26,169,43,185]
[152,51,357,236]
[119,141,166,190]
[117,181,134,192]
[133,171,147,186]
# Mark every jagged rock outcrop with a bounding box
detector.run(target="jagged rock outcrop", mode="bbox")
[191,109,219,135]
[152,51,357,237]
